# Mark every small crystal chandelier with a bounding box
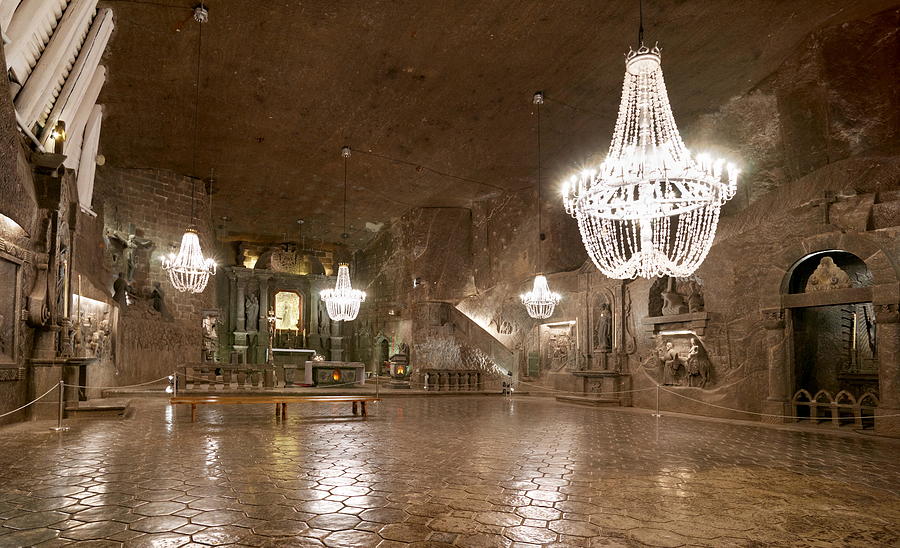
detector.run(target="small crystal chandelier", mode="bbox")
[562,9,739,279]
[322,264,366,322]
[162,5,216,293]
[321,147,365,321]
[521,92,561,319]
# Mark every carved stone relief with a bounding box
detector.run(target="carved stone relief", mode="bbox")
[643,335,715,388]
[805,257,852,292]
[649,277,704,317]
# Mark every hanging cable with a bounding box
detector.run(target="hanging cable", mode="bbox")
[535,91,543,274]
[638,0,644,46]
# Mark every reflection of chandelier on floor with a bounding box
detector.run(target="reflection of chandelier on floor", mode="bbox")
[162,5,216,294]
[321,146,365,322]
[563,37,739,279]
[521,92,561,319]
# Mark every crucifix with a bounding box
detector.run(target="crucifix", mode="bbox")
[106,223,153,283]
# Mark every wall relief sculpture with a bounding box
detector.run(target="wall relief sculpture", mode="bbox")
[201,310,219,362]
[649,277,704,317]
[805,257,852,292]
[106,224,153,284]
[644,335,714,388]
[593,299,611,353]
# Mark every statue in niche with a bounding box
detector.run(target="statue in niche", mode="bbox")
[805,257,852,292]
[594,301,612,352]
[113,273,128,308]
[687,282,704,313]
[245,293,260,331]
[661,277,688,316]
[106,226,153,283]
[685,338,711,388]
[658,341,682,386]
[201,314,219,362]
[317,299,330,336]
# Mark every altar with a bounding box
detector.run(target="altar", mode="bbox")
[305,361,366,387]
[271,348,315,386]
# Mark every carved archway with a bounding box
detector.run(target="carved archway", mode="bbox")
[759,232,899,436]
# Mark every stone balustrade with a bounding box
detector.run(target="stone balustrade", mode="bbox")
[791,389,879,428]
[422,369,483,391]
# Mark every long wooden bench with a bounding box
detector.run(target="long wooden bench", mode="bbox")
[169,395,381,422]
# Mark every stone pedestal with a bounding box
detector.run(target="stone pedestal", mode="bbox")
[572,371,632,406]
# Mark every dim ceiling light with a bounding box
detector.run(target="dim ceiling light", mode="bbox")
[562,7,739,279]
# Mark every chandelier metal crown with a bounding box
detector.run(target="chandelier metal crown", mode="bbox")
[563,44,739,279]
[162,227,216,293]
[321,263,366,322]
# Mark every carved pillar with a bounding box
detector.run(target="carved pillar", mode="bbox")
[257,275,271,364]
[761,308,790,423]
[875,303,900,437]
[235,277,246,332]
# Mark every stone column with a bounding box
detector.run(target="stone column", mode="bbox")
[761,308,790,423]
[235,277,246,332]
[875,303,900,437]
[257,275,271,364]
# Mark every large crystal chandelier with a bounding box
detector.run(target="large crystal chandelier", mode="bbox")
[322,264,366,321]
[321,147,365,321]
[162,228,216,293]
[562,41,739,279]
[162,5,216,294]
[521,92,561,319]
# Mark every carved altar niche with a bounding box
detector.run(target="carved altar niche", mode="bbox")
[540,321,576,372]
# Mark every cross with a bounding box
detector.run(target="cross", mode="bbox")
[106,223,153,283]
[810,190,838,224]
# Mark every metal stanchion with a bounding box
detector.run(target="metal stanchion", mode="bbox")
[50,380,69,432]
[651,385,662,418]
[375,372,380,398]
[172,371,177,397]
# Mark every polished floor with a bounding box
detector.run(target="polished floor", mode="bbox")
[0,396,897,547]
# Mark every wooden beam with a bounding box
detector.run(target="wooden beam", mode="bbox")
[14,0,97,128]
[62,65,104,169]
[781,287,873,309]
[75,104,102,210]
[39,7,112,147]
[4,0,66,82]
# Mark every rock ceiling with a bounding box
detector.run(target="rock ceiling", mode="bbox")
[96,0,895,248]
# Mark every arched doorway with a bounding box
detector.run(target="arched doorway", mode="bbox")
[786,251,877,408]
[373,334,390,375]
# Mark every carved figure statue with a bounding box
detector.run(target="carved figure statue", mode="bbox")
[246,294,260,331]
[805,257,852,292]
[659,341,681,386]
[106,226,153,283]
[149,282,169,318]
[113,273,128,308]
[661,277,688,316]
[595,301,612,352]
[687,282,704,313]
[201,315,219,362]
[685,338,710,388]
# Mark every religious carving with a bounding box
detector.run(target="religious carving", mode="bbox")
[687,282,704,313]
[649,277,702,317]
[270,245,299,274]
[148,282,171,319]
[106,225,153,283]
[875,303,899,324]
[805,257,852,292]
[0,254,21,365]
[245,293,259,331]
[685,338,711,387]
[201,312,219,362]
[661,277,688,316]
[594,300,612,353]
[112,273,128,308]
[659,341,682,385]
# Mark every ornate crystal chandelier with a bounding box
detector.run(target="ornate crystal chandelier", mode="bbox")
[162,228,216,293]
[321,147,365,321]
[322,264,366,321]
[562,32,739,279]
[162,5,216,294]
[521,92,561,319]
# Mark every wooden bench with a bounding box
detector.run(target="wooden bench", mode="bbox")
[169,395,381,422]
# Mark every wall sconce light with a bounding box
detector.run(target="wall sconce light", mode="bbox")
[413,277,423,288]
[49,121,66,154]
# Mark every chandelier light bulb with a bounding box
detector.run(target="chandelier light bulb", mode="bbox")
[521,275,561,319]
[562,44,739,279]
[321,263,366,322]
[162,228,216,293]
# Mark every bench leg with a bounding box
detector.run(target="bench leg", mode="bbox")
[191,403,196,423]
[275,403,280,418]
[281,403,287,419]
[361,401,367,416]
[352,401,358,415]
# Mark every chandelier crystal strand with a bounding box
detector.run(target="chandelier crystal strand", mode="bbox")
[163,4,216,293]
[521,92,561,319]
[321,146,365,321]
[562,43,739,279]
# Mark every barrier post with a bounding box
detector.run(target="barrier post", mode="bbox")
[172,371,178,397]
[50,380,69,432]
[651,385,662,418]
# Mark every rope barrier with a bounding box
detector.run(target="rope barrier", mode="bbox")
[658,386,900,420]
[0,384,59,419]
[62,375,172,390]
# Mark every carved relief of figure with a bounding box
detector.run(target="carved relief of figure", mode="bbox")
[106,226,152,283]
[685,338,710,388]
[661,277,688,316]
[805,257,852,292]
[202,315,219,362]
[113,273,128,308]
[595,301,612,352]
[687,282,704,313]
[246,294,260,331]
[149,282,170,319]
[659,341,681,385]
